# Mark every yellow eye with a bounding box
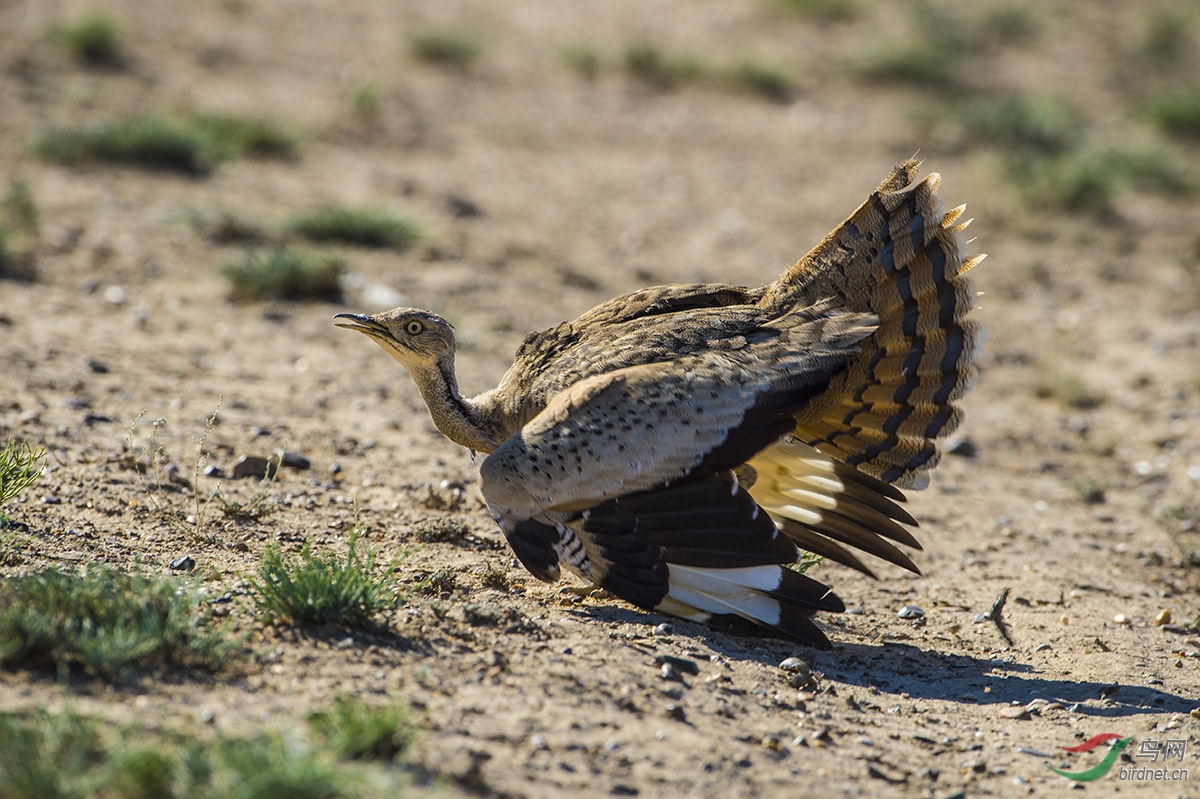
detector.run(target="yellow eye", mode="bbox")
[405,320,424,335]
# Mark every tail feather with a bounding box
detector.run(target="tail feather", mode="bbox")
[758,157,982,491]
[657,563,842,648]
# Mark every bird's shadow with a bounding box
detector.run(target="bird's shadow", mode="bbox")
[572,605,1193,718]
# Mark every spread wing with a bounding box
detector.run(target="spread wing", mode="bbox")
[480,308,874,646]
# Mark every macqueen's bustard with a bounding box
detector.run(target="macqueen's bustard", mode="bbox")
[336,159,984,648]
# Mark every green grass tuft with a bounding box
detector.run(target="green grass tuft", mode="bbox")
[409,28,485,69]
[56,11,125,67]
[220,248,345,303]
[249,536,397,628]
[0,708,409,799]
[2,181,39,235]
[727,57,792,101]
[561,43,602,79]
[774,0,861,22]
[287,206,423,249]
[1034,148,1192,212]
[958,94,1083,155]
[622,41,706,89]
[1145,89,1200,141]
[855,44,962,89]
[308,697,416,762]
[33,114,298,176]
[0,566,237,679]
[350,80,382,120]
[0,439,45,507]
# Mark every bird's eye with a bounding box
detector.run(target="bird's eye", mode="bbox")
[405,320,424,335]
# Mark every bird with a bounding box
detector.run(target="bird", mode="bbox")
[335,158,984,648]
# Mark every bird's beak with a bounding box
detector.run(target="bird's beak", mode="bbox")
[334,312,388,338]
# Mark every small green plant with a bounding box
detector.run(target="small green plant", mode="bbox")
[56,11,125,67]
[34,113,297,176]
[855,44,962,89]
[409,28,485,69]
[0,709,406,799]
[622,41,706,89]
[787,552,823,574]
[308,696,416,762]
[250,535,398,627]
[1141,8,1194,70]
[0,439,45,507]
[774,0,861,22]
[2,181,39,234]
[411,515,470,543]
[0,566,237,679]
[1145,89,1200,141]
[1036,369,1105,409]
[287,206,423,249]
[182,208,272,244]
[980,7,1039,45]
[561,42,601,79]
[221,248,346,302]
[727,57,792,101]
[1033,148,1192,212]
[958,94,1083,155]
[1072,477,1107,505]
[350,80,382,120]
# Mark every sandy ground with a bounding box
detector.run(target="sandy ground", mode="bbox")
[2,1,1199,796]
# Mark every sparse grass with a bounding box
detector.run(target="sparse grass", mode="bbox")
[1141,8,1194,71]
[958,94,1083,155]
[409,28,485,69]
[308,696,416,762]
[0,566,237,679]
[56,11,125,67]
[854,4,969,90]
[411,515,470,543]
[287,206,423,250]
[855,44,962,89]
[0,439,45,507]
[561,43,601,79]
[250,535,398,628]
[622,41,706,89]
[183,208,272,244]
[1036,369,1105,409]
[774,0,861,22]
[0,708,409,799]
[727,57,792,101]
[2,181,39,235]
[350,80,382,120]
[34,113,298,176]
[1145,89,1200,141]
[1071,477,1107,505]
[221,248,345,302]
[1033,147,1192,212]
[980,7,1039,45]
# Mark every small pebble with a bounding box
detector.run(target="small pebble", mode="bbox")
[40,495,61,505]
[199,708,216,724]
[660,663,684,682]
[104,285,128,305]
[232,455,279,479]
[277,449,311,470]
[168,555,196,571]
[898,605,925,619]
[530,735,548,750]
[202,465,225,478]
[652,622,674,636]
[999,705,1031,720]
[1113,613,1130,625]
[665,703,686,721]
[1154,609,1171,626]
[654,655,700,675]
[335,637,355,650]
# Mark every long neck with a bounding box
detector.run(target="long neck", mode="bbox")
[409,352,500,454]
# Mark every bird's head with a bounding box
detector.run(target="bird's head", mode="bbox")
[334,308,457,372]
